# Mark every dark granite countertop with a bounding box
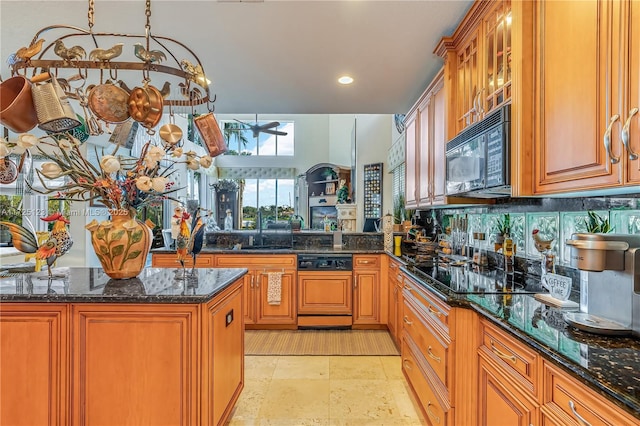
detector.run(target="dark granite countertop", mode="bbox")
[0,267,248,304]
[399,265,640,418]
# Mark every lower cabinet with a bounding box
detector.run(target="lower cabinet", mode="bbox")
[215,255,297,327]
[387,257,403,348]
[353,255,384,326]
[478,354,539,426]
[0,278,245,426]
[0,304,68,426]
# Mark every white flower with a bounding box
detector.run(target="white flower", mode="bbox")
[199,155,212,168]
[148,145,165,162]
[143,155,158,168]
[171,147,183,158]
[185,150,197,158]
[186,158,200,170]
[0,142,10,158]
[17,133,38,149]
[40,162,63,179]
[135,176,152,191]
[57,138,73,150]
[100,155,120,173]
[151,176,168,192]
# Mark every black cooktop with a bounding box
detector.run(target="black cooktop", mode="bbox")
[411,264,545,294]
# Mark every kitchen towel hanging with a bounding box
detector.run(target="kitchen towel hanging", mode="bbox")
[267,271,283,305]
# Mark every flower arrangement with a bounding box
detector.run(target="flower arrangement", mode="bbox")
[0,133,212,212]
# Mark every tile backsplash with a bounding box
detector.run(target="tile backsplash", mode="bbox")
[419,197,640,266]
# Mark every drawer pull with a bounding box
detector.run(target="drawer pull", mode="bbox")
[622,108,639,160]
[490,340,517,364]
[397,274,402,281]
[426,402,441,424]
[604,114,621,164]
[428,306,442,317]
[427,346,441,363]
[404,285,413,292]
[569,400,591,426]
[402,358,412,370]
[403,316,413,325]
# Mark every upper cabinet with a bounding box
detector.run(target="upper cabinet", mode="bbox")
[404,71,450,209]
[511,0,640,195]
[436,0,512,140]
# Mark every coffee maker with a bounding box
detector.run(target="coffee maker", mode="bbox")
[565,233,640,336]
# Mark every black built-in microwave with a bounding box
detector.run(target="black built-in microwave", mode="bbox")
[445,104,511,198]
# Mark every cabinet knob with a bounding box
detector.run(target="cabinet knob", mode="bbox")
[621,108,639,160]
[604,114,621,164]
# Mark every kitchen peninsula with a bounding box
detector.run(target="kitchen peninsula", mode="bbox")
[0,267,247,426]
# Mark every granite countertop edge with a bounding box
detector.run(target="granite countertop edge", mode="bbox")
[0,268,249,304]
[399,265,640,418]
[152,248,386,254]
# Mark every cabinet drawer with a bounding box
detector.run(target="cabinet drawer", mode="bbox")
[402,336,450,426]
[152,253,214,268]
[403,298,450,389]
[353,255,380,269]
[479,319,539,397]
[542,362,640,426]
[403,275,450,334]
[214,255,296,268]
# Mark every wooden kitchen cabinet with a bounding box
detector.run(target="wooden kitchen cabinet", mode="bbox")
[478,354,539,426]
[298,271,352,315]
[152,252,215,268]
[214,254,297,327]
[511,0,640,195]
[436,0,511,139]
[0,304,68,426]
[404,110,419,209]
[387,256,403,348]
[353,255,384,326]
[203,281,244,426]
[540,361,640,426]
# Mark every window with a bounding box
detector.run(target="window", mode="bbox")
[221,121,294,156]
[240,179,295,229]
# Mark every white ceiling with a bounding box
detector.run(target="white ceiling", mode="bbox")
[0,0,472,115]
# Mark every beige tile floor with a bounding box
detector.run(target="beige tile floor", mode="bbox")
[227,355,427,426]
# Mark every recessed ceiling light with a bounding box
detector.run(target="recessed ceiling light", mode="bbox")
[338,75,354,85]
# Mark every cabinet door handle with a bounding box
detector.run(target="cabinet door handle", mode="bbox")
[490,340,517,364]
[403,316,413,325]
[426,402,441,424]
[354,276,358,289]
[604,114,621,164]
[427,346,441,363]
[428,306,442,317]
[402,358,412,370]
[250,275,254,288]
[404,284,413,292]
[568,400,591,426]
[622,108,639,160]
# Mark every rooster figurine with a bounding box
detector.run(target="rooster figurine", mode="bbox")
[175,211,191,274]
[187,208,207,274]
[89,43,124,62]
[14,38,45,62]
[134,43,166,63]
[54,40,86,62]
[531,229,554,253]
[0,213,73,278]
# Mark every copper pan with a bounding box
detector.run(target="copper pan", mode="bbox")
[128,84,163,132]
[87,80,131,124]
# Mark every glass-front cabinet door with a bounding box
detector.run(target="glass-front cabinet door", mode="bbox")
[482,0,512,116]
[455,29,481,133]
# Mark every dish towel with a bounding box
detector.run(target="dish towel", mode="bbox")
[267,272,283,305]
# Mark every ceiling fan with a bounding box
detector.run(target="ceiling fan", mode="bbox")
[234,114,288,138]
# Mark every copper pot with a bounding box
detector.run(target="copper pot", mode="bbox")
[128,84,163,131]
[87,81,131,124]
[0,76,38,133]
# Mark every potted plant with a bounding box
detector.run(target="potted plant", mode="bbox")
[393,194,405,232]
[584,210,613,233]
[495,213,511,244]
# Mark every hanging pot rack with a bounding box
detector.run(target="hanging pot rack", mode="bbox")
[7,0,216,112]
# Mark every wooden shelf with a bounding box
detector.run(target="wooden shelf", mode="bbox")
[312,179,339,184]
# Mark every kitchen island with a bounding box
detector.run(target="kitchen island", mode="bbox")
[0,266,247,426]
